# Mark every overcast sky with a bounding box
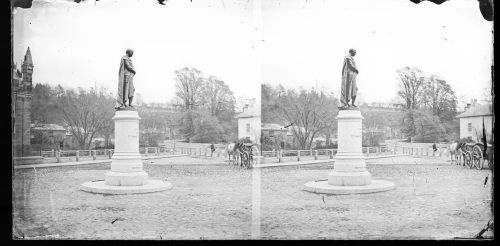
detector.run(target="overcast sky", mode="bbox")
[13,0,492,106]
[13,0,259,105]
[262,0,493,105]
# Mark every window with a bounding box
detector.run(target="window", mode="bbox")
[246,123,251,133]
[468,123,472,133]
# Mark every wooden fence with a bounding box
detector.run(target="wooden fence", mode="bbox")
[37,145,229,163]
[259,146,392,163]
[385,143,450,158]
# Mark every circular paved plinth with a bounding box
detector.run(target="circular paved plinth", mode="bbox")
[304,179,395,195]
[80,179,172,195]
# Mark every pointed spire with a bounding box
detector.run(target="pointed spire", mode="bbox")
[24,47,33,65]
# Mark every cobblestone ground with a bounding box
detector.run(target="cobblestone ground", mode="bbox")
[13,156,493,239]
[259,158,493,239]
[13,159,252,240]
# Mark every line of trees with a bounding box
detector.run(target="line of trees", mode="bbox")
[262,84,338,150]
[173,67,237,143]
[31,83,115,149]
[29,67,238,150]
[396,67,459,142]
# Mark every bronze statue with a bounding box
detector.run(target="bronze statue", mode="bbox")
[115,49,136,110]
[339,48,359,110]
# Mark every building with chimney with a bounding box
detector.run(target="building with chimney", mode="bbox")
[12,47,34,157]
[235,98,261,143]
[456,100,493,143]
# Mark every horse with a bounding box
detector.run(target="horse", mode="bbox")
[225,142,240,165]
[449,142,467,165]
[449,142,459,163]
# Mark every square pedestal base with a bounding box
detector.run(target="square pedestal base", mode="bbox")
[328,171,372,186]
[105,171,149,186]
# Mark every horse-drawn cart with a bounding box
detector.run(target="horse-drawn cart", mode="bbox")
[454,142,493,170]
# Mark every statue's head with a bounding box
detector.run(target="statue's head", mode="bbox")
[349,48,356,56]
[126,49,134,57]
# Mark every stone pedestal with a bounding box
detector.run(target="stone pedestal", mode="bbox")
[105,111,148,186]
[304,110,395,194]
[328,110,371,186]
[81,110,172,195]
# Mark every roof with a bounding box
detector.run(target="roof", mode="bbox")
[236,104,261,118]
[31,124,66,131]
[261,123,288,131]
[457,104,493,118]
[24,47,33,65]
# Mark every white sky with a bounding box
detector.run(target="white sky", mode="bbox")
[262,0,493,105]
[13,0,259,104]
[13,0,492,106]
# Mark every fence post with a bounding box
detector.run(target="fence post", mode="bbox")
[155,147,159,156]
[314,150,318,160]
[278,150,283,163]
[92,150,96,160]
[297,150,301,162]
[310,149,313,157]
[76,150,79,162]
[109,149,112,159]
[56,150,61,163]
[330,149,334,159]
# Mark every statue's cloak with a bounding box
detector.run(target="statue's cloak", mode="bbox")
[116,55,135,108]
[340,54,358,107]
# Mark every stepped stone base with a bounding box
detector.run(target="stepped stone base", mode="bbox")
[81,180,172,195]
[304,179,395,195]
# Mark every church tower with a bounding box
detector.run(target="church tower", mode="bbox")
[13,47,34,157]
[21,47,33,91]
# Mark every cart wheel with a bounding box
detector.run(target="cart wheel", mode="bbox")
[472,145,483,170]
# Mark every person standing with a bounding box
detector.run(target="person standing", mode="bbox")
[210,143,215,157]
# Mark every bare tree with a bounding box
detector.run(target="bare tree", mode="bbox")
[421,74,457,121]
[279,88,336,149]
[396,67,426,138]
[174,67,205,110]
[57,86,114,149]
[200,75,235,120]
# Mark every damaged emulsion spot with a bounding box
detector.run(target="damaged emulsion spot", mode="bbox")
[408,0,493,21]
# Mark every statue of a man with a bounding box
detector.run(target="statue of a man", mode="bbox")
[339,48,359,109]
[115,49,136,110]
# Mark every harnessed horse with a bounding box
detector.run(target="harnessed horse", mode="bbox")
[225,142,257,168]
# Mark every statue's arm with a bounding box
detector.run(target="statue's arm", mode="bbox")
[124,58,136,74]
[347,57,359,73]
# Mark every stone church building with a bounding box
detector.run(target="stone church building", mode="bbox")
[12,47,34,157]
